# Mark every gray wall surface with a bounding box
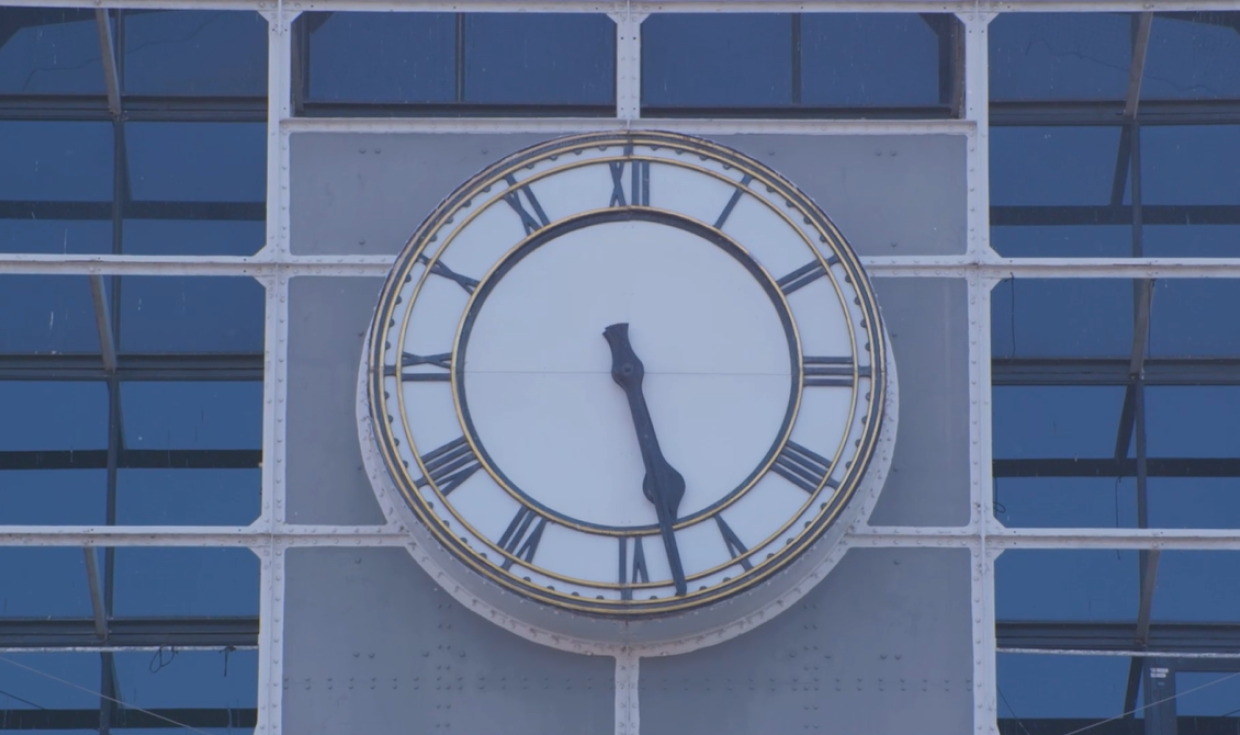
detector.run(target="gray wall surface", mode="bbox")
[286,131,974,733]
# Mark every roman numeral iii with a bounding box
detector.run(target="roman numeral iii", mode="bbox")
[414,437,482,495]
[772,441,838,494]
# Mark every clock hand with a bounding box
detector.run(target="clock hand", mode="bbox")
[603,323,688,597]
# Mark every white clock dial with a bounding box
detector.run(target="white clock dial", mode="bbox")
[367,132,889,617]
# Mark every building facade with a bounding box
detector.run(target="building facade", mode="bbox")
[1,2,1238,734]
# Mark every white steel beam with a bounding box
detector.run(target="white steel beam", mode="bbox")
[0,525,409,547]
[282,116,974,136]
[610,11,645,121]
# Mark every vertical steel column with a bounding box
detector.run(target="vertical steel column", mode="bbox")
[612,10,644,122]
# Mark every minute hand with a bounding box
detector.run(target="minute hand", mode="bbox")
[603,323,688,597]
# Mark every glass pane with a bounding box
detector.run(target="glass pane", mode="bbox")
[117,468,260,525]
[1143,13,1240,100]
[121,381,262,450]
[126,122,266,202]
[1149,478,1240,530]
[992,279,1134,358]
[118,276,265,353]
[997,654,1134,722]
[0,548,93,617]
[462,14,614,106]
[996,549,1138,622]
[990,13,1133,101]
[0,652,99,710]
[0,382,107,450]
[0,275,104,355]
[114,649,258,709]
[123,10,268,96]
[305,12,456,104]
[1149,279,1240,357]
[800,14,944,107]
[0,470,107,525]
[0,8,107,95]
[123,219,265,257]
[0,121,113,201]
[1177,672,1240,715]
[1141,125,1240,205]
[112,547,258,617]
[0,219,111,255]
[1152,551,1240,622]
[1145,386,1240,458]
[1145,224,1240,258]
[991,127,1123,206]
[642,14,792,109]
[993,386,1126,459]
[991,224,1133,258]
[995,476,1138,529]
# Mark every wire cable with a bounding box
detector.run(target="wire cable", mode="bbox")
[1058,669,1240,735]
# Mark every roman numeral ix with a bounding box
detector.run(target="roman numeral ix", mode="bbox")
[777,256,839,295]
[414,437,482,496]
[714,174,753,228]
[417,254,479,294]
[772,441,838,494]
[803,357,871,388]
[498,507,548,571]
[619,536,651,600]
[384,352,451,382]
[503,174,550,235]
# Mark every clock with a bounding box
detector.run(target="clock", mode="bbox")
[360,131,897,646]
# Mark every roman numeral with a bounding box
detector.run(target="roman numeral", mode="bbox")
[803,356,871,388]
[713,174,753,228]
[772,441,838,494]
[777,256,839,295]
[618,536,650,600]
[414,437,482,496]
[609,160,650,207]
[417,254,478,294]
[714,516,752,572]
[503,174,550,235]
[383,352,451,382]
[498,507,548,570]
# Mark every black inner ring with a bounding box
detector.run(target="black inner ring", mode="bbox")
[454,208,804,534]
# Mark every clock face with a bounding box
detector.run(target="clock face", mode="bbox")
[368,131,888,617]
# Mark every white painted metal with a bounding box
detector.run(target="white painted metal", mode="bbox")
[610,11,645,121]
[282,117,975,136]
[614,652,640,735]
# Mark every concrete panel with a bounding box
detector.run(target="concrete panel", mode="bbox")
[283,547,615,735]
[639,548,973,735]
[289,133,966,256]
[868,278,971,527]
[286,277,387,525]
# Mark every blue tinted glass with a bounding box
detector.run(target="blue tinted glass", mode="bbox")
[0,652,99,710]
[1145,224,1240,257]
[112,547,258,616]
[0,470,107,525]
[996,549,1138,621]
[0,548,92,617]
[123,219,265,256]
[114,649,257,708]
[306,12,455,104]
[992,279,1134,358]
[1149,279,1240,357]
[1143,14,1240,100]
[800,14,942,107]
[118,469,260,525]
[121,382,262,450]
[995,477,1138,529]
[0,381,107,450]
[118,276,265,353]
[993,386,1126,459]
[0,9,106,94]
[642,14,792,108]
[126,123,266,202]
[1152,551,1240,622]
[991,127,1123,206]
[0,275,104,354]
[463,14,614,106]
[997,654,1131,719]
[0,121,112,201]
[1149,478,1240,529]
[990,13,1132,101]
[123,10,268,96]
[990,225,1132,258]
[1177,672,1240,715]
[1141,125,1240,205]
[1145,386,1240,458]
[0,219,111,255]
